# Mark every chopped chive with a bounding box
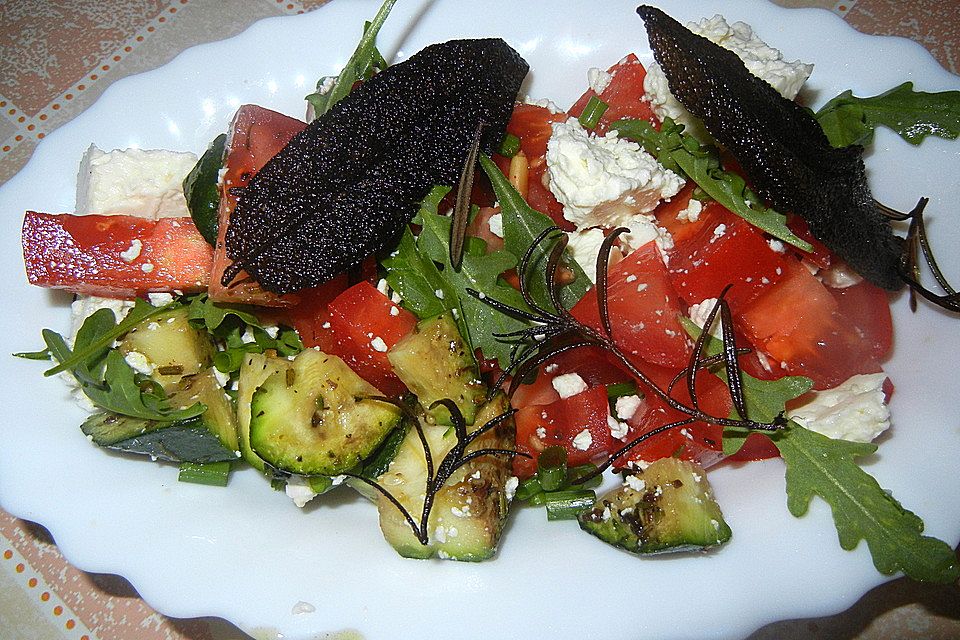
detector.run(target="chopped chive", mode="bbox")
[578,96,609,129]
[515,476,544,502]
[178,461,231,487]
[537,445,568,492]
[498,133,521,157]
[606,380,638,399]
[544,489,596,520]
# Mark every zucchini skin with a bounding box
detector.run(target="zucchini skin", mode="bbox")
[247,349,401,476]
[376,394,516,561]
[579,458,732,555]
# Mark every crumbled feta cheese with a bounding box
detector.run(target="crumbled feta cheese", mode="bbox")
[615,394,643,420]
[587,67,614,94]
[285,475,318,508]
[677,198,703,223]
[688,298,723,339]
[607,414,629,441]
[261,324,279,339]
[75,145,198,218]
[787,373,891,443]
[370,336,388,352]
[523,96,564,113]
[552,372,588,399]
[625,475,646,492]
[140,262,155,273]
[545,118,684,229]
[487,213,504,238]
[147,292,174,307]
[504,476,519,502]
[618,213,675,259]
[120,239,143,263]
[565,228,607,283]
[434,288,445,299]
[69,295,135,345]
[643,15,813,140]
[123,351,155,375]
[767,238,786,253]
[572,428,593,451]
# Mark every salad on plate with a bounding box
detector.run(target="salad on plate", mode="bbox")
[7,0,960,636]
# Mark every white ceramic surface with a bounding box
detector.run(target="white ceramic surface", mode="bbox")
[1,1,958,639]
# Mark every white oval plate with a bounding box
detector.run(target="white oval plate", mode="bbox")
[1,1,958,639]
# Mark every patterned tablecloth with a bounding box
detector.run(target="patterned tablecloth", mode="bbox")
[1,1,959,638]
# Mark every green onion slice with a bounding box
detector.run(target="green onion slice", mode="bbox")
[498,133,521,157]
[544,489,597,520]
[537,445,568,492]
[578,96,609,129]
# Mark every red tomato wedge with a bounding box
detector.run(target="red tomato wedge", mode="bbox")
[739,259,883,389]
[208,105,307,307]
[572,241,691,369]
[514,385,613,478]
[569,53,658,135]
[316,281,418,396]
[666,204,791,313]
[22,212,212,298]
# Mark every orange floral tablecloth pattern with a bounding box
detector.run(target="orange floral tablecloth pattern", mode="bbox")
[1,1,959,639]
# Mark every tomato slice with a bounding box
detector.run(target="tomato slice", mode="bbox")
[739,259,882,389]
[568,54,657,135]
[513,385,612,478]
[318,281,418,396]
[208,105,307,307]
[666,204,791,313]
[572,241,691,369]
[22,212,212,298]
[829,280,893,361]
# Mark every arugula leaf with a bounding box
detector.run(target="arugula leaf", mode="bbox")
[187,294,261,332]
[44,327,204,422]
[723,372,813,456]
[382,187,463,324]
[773,424,960,582]
[305,0,396,118]
[612,118,812,252]
[413,195,532,369]
[815,82,960,148]
[479,155,590,311]
[680,319,959,582]
[43,299,176,377]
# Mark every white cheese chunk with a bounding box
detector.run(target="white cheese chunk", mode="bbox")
[285,475,318,508]
[643,15,813,140]
[552,372,588,399]
[565,228,608,284]
[76,144,198,218]
[587,67,614,94]
[545,118,684,229]
[615,394,643,421]
[572,428,593,451]
[688,298,723,339]
[786,373,891,443]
